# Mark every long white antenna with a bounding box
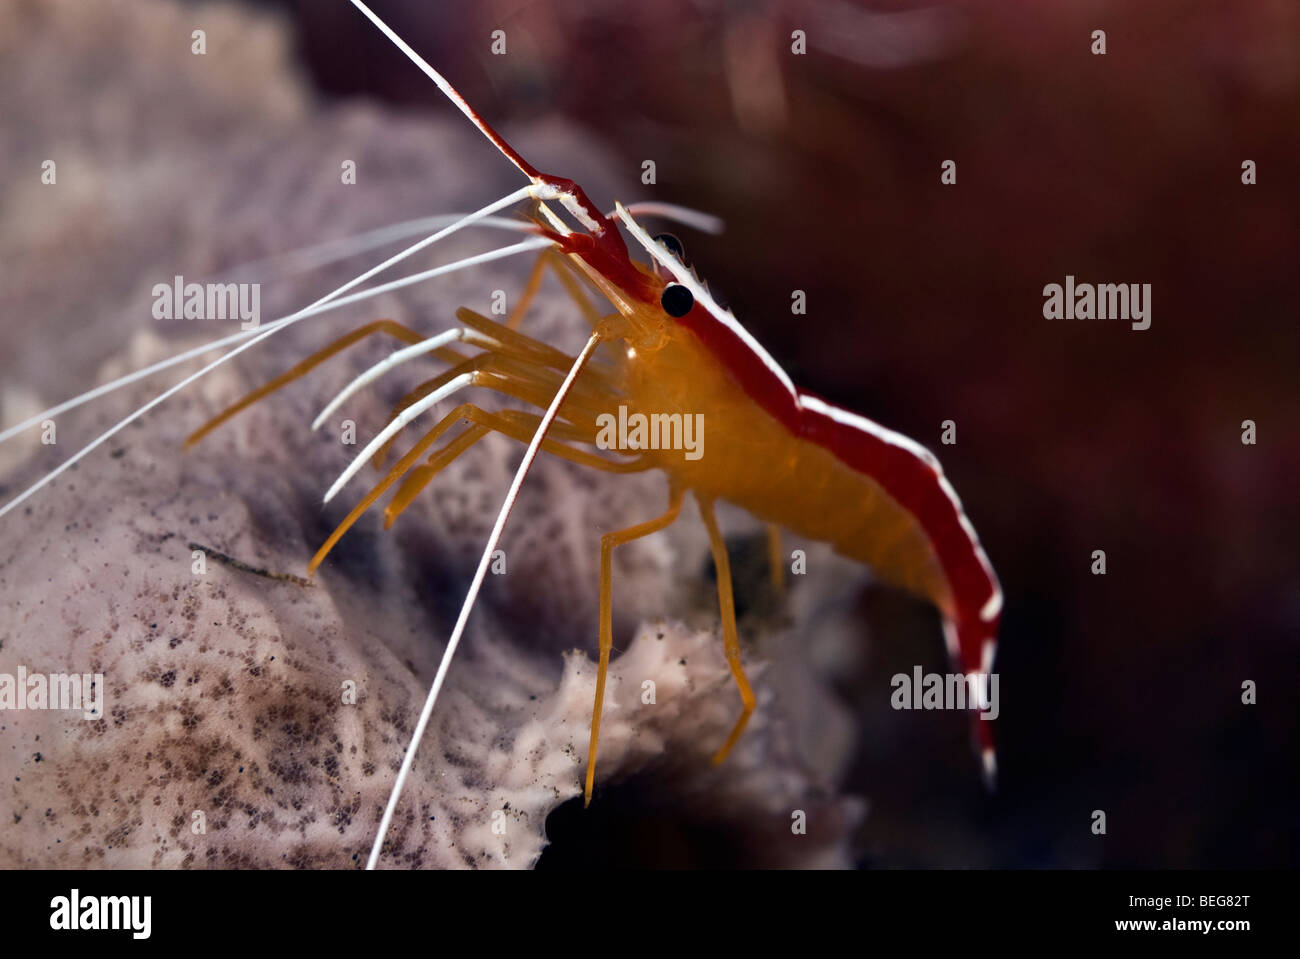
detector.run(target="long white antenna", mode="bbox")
[0,236,550,449]
[231,214,538,278]
[365,330,603,869]
[346,0,612,237]
[348,0,538,182]
[238,202,722,281]
[0,188,538,520]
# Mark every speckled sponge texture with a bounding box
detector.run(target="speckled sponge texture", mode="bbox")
[0,0,866,868]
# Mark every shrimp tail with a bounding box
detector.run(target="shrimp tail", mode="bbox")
[945,615,999,791]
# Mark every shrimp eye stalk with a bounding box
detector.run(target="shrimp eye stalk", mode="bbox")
[661,283,694,318]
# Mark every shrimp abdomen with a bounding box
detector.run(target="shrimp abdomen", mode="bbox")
[625,324,999,678]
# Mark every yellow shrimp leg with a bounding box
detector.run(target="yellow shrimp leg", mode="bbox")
[586,485,685,806]
[381,406,648,529]
[184,319,468,448]
[367,345,616,468]
[310,403,648,573]
[503,249,548,331]
[698,496,756,766]
[185,267,592,453]
[766,523,786,591]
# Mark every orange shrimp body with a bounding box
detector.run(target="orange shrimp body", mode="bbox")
[629,331,953,613]
[560,222,1003,784]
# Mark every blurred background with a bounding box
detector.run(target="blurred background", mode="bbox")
[75,0,1300,865]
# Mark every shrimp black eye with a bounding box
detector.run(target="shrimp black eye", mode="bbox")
[661,283,694,317]
[652,233,685,260]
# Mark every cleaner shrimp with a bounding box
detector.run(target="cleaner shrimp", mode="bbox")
[0,0,1000,869]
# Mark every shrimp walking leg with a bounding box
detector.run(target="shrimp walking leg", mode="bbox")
[381,405,650,528]
[499,247,603,330]
[184,319,467,448]
[766,523,786,591]
[185,266,605,455]
[586,484,686,806]
[503,249,548,331]
[698,496,757,765]
[311,402,649,571]
[369,349,615,467]
[499,248,605,330]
